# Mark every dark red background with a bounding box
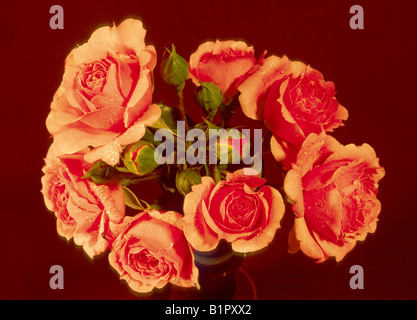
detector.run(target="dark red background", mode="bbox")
[1,0,416,300]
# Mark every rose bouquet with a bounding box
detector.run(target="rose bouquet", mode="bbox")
[41,18,385,297]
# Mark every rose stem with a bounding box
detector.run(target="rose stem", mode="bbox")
[177,89,189,133]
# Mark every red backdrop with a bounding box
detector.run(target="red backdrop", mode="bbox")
[1,0,416,299]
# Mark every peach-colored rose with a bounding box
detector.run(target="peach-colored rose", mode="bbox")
[41,144,125,259]
[46,19,161,166]
[189,40,263,102]
[183,168,285,253]
[108,210,198,293]
[239,57,348,169]
[284,132,385,262]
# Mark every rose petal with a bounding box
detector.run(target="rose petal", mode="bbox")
[325,143,385,181]
[292,216,328,262]
[304,187,343,243]
[189,40,256,92]
[69,26,112,66]
[238,55,292,120]
[284,165,305,217]
[232,185,285,253]
[115,19,147,53]
[77,107,125,131]
[263,77,306,145]
[83,103,161,165]
[123,68,153,128]
[270,135,300,170]
[183,176,219,251]
[225,168,266,189]
[53,126,119,155]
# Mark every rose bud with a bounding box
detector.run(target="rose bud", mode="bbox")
[176,169,202,196]
[122,141,159,176]
[195,81,224,118]
[216,133,249,165]
[160,44,189,92]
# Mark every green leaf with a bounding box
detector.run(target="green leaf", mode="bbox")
[202,117,221,130]
[149,203,163,210]
[122,186,146,210]
[82,161,117,184]
[149,104,181,133]
[286,197,296,205]
[140,128,158,144]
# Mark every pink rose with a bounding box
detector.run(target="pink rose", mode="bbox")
[239,57,348,169]
[46,19,161,166]
[183,168,285,253]
[284,132,385,262]
[189,40,264,102]
[108,210,198,293]
[41,144,125,258]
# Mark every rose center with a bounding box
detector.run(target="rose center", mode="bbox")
[129,248,161,275]
[223,192,259,230]
[288,78,331,124]
[340,168,379,235]
[77,58,112,100]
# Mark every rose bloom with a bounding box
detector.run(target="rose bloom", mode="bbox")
[108,210,198,293]
[41,144,125,259]
[46,19,161,166]
[189,40,264,102]
[183,168,285,253]
[284,132,385,262]
[239,57,348,169]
